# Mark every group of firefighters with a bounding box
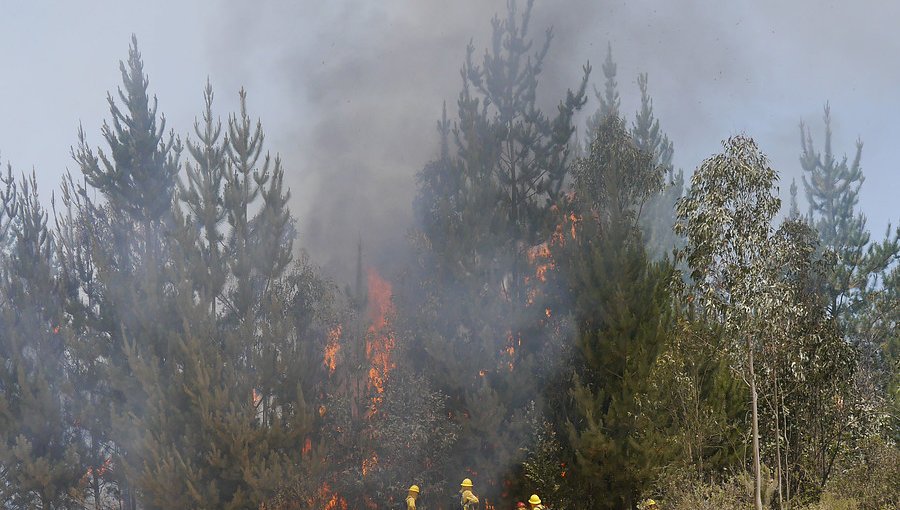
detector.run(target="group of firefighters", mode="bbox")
[403,478,660,509]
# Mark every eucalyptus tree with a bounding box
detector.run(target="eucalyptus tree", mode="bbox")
[676,135,782,510]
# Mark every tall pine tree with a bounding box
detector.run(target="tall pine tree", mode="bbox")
[556,115,671,510]
[0,172,84,509]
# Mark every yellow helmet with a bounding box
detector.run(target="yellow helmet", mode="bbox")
[408,485,420,493]
[460,478,474,487]
[528,494,542,505]
[645,499,657,508]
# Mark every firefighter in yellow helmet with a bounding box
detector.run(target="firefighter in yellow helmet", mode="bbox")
[528,494,544,509]
[459,478,479,510]
[643,499,658,509]
[406,485,419,510]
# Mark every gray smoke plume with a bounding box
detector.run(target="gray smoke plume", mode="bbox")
[207,1,612,280]
[197,0,900,279]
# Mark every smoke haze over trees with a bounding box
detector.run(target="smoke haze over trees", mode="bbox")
[1,1,899,509]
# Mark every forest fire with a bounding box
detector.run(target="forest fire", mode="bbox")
[526,242,554,283]
[324,325,342,375]
[84,457,111,480]
[365,268,396,400]
[317,483,348,510]
[313,267,397,506]
[4,2,894,509]
[361,453,378,478]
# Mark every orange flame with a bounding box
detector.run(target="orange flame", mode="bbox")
[315,483,348,510]
[527,242,554,284]
[84,457,112,480]
[361,452,378,478]
[252,388,262,408]
[324,325,342,375]
[365,268,395,401]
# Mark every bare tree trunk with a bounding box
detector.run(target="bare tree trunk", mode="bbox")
[783,388,791,510]
[774,369,784,510]
[749,340,763,510]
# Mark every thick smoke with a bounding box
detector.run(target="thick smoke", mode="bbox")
[209,1,612,280]
[205,1,900,281]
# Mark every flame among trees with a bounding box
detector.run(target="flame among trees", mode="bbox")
[1,2,899,510]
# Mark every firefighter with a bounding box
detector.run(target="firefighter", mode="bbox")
[643,499,658,509]
[406,485,420,510]
[459,478,479,510]
[528,494,544,510]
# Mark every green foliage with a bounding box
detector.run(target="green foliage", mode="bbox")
[520,403,578,510]
[584,42,620,142]
[652,310,747,479]
[755,220,859,501]
[676,135,782,510]
[0,173,84,509]
[821,436,900,510]
[406,1,590,504]
[76,35,181,226]
[657,468,777,510]
[556,115,671,510]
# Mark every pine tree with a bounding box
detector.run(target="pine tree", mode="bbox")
[631,73,683,260]
[584,42,620,143]
[799,103,900,440]
[178,81,228,315]
[556,115,671,510]
[451,0,588,291]
[406,2,590,503]
[54,170,119,508]
[0,172,84,509]
[79,35,180,229]
[798,103,899,323]
[118,88,316,509]
[70,36,182,509]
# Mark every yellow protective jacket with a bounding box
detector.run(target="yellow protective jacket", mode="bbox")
[460,489,479,509]
[406,495,416,510]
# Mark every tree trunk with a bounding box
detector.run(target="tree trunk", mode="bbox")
[774,369,784,510]
[783,388,791,509]
[749,340,763,510]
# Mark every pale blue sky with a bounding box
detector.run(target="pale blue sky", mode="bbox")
[1,1,897,274]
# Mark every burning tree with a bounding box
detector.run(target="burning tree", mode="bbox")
[407,1,589,504]
[313,249,456,510]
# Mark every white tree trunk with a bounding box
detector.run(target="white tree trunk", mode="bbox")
[749,341,763,510]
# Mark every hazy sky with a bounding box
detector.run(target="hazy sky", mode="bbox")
[1,1,898,278]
